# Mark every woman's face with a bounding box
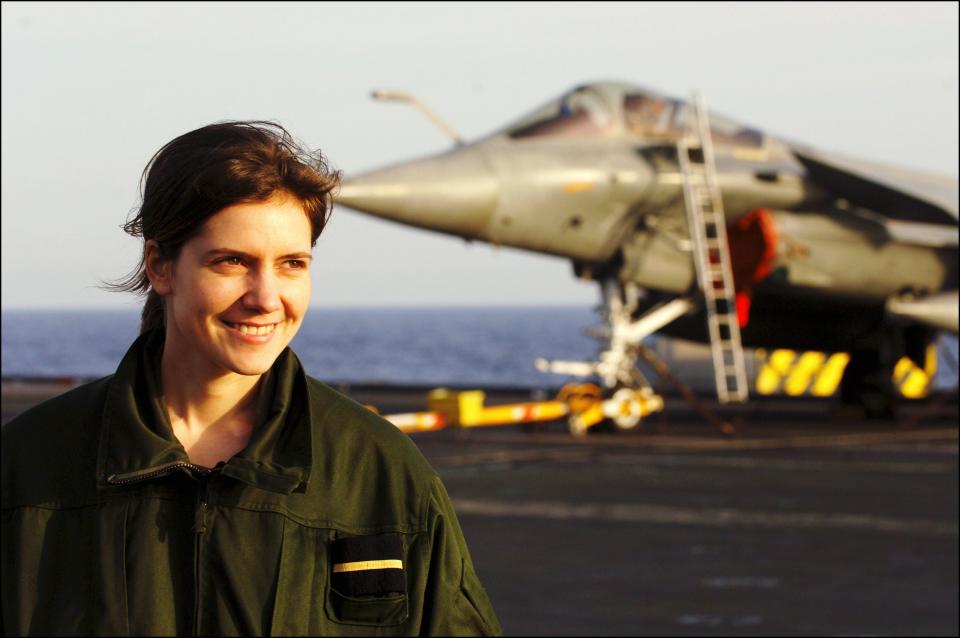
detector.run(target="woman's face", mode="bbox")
[148,193,314,378]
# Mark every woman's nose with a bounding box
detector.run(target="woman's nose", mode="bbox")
[244,269,282,313]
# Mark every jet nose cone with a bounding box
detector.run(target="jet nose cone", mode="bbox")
[335,148,497,238]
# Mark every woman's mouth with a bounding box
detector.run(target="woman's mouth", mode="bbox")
[221,320,280,339]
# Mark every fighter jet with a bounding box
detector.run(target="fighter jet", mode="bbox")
[336,82,958,419]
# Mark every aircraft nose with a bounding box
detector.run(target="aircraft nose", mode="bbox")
[335,148,498,238]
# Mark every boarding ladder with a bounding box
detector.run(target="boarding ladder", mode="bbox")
[676,92,749,403]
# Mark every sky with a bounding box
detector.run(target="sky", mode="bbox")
[2,1,957,309]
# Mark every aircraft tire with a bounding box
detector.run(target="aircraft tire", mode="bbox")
[840,349,896,419]
[584,388,645,434]
[610,387,644,431]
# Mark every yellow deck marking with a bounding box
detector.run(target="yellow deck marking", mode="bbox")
[756,348,938,398]
[333,560,403,573]
[899,367,929,398]
[925,343,938,377]
[784,351,826,396]
[756,349,796,394]
[893,358,914,385]
[811,352,849,396]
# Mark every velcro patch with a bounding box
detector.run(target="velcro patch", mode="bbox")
[331,534,406,597]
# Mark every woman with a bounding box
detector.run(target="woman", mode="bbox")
[1,121,501,636]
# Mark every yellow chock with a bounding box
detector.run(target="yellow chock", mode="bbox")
[427,388,486,427]
[558,383,605,435]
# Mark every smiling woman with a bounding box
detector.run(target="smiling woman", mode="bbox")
[1,121,501,636]
[148,196,313,379]
[111,121,336,336]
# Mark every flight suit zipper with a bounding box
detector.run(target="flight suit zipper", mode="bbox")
[106,461,215,485]
[106,462,217,635]
[193,470,216,635]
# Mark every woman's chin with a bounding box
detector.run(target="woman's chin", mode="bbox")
[220,348,283,377]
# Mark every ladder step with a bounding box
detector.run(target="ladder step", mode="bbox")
[679,92,748,404]
[707,287,733,298]
[712,310,736,320]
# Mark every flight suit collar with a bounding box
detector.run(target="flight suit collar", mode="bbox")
[96,329,313,494]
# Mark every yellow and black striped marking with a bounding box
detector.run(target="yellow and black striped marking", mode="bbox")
[755,345,937,398]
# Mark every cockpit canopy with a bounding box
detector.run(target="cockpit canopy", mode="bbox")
[504,82,766,149]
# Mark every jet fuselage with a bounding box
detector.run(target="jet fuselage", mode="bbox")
[336,82,959,353]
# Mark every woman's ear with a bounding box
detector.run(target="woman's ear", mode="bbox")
[144,240,173,296]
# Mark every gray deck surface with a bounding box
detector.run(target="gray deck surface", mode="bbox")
[4,384,957,635]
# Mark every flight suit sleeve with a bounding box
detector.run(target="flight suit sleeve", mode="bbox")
[419,475,502,636]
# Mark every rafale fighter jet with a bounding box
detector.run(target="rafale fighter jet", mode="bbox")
[336,82,959,418]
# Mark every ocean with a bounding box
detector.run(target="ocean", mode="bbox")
[0,307,601,389]
[2,307,957,391]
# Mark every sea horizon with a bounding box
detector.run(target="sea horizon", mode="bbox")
[3,307,957,392]
[1,306,605,388]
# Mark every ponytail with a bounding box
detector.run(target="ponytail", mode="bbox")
[140,290,165,335]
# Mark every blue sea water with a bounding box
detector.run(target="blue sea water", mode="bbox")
[2,307,957,390]
[0,307,601,389]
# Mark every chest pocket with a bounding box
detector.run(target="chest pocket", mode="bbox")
[325,533,410,627]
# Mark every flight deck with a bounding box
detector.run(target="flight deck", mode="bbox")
[2,383,957,635]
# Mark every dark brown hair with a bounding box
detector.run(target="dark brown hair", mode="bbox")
[105,121,341,333]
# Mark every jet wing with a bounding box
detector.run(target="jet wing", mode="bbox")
[791,146,958,226]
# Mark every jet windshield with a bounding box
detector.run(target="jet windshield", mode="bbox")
[504,83,767,148]
[506,86,616,139]
[623,90,765,148]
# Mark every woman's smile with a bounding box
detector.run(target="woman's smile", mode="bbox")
[220,319,281,342]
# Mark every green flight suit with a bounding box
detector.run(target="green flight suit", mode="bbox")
[1,330,502,636]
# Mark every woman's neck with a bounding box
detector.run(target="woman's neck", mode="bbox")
[159,339,263,468]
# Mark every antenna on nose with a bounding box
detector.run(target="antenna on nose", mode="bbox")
[371,89,464,147]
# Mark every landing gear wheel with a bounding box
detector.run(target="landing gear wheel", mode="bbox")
[560,383,604,436]
[610,387,643,431]
[841,349,896,419]
[568,413,590,437]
